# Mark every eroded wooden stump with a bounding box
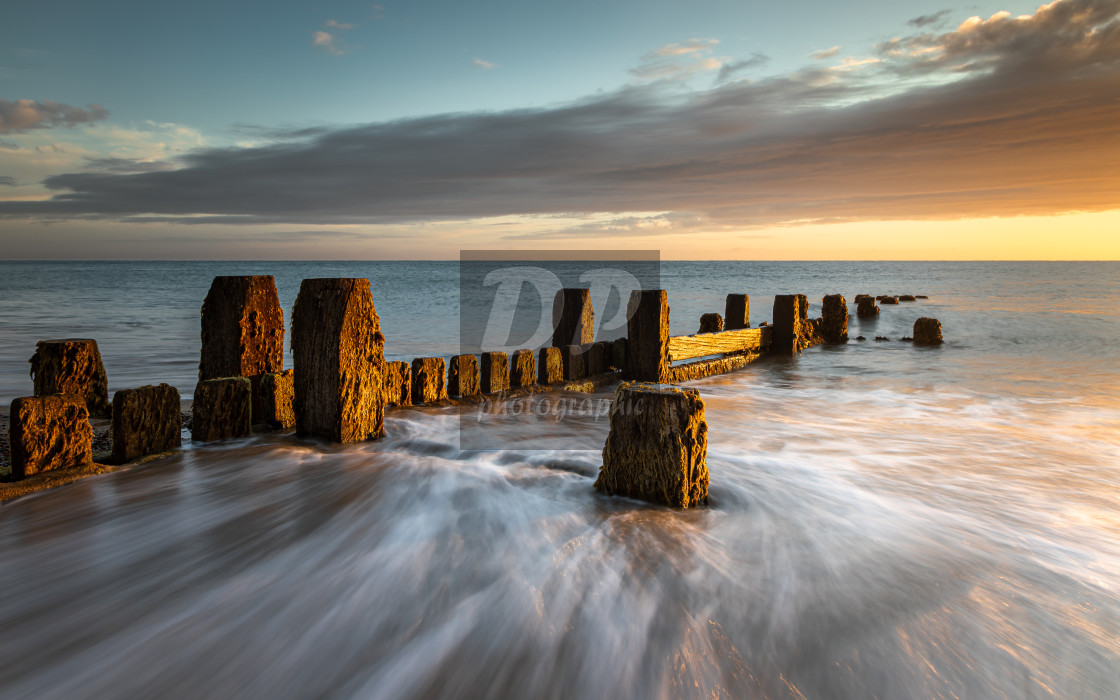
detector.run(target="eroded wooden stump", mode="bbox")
[291,278,386,442]
[9,395,92,480]
[724,294,750,330]
[448,355,479,397]
[481,352,510,394]
[594,382,708,508]
[772,295,805,355]
[552,288,594,347]
[192,377,251,442]
[537,347,563,385]
[112,383,182,463]
[821,294,848,343]
[411,357,447,404]
[29,339,109,417]
[384,361,412,406]
[856,297,880,318]
[913,317,944,345]
[258,370,295,428]
[510,350,535,389]
[698,313,723,334]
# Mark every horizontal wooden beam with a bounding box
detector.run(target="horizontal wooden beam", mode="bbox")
[668,326,770,362]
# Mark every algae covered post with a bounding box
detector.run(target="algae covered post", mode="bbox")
[291,278,387,442]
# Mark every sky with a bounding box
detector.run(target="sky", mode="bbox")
[1,0,1118,259]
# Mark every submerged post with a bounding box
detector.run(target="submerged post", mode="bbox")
[291,278,386,442]
[552,288,594,347]
[594,382,709,508]
[624,290,670,382]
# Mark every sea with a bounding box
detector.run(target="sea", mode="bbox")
[0,260,1118,699]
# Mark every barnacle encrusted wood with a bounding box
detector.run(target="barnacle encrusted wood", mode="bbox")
[820,294,848,343]
[551,288,594,347]
[913,317,944,345]
[8,394,93,480]
[411,357,447,404]
[698,313,723,334]
[510,349,535,388]
[192,377,252,442]
[29,339,110,417]
[481,351,510,393]
[586,341,611,376]
[594,382,709,508]
[258,370,295,428]
[537,347,563,384]
[111,383,182,462]
[384,361,412,406]
[291,278,386,442]
[448,354,479,397]
[724,294,749,330]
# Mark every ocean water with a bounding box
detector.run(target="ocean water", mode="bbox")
[0,261,1118,698]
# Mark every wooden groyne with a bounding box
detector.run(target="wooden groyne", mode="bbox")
[3,274,942,505]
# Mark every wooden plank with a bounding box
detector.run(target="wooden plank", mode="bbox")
[669,326,770,362]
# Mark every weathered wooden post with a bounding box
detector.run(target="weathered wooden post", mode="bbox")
[291,278,386,442]
[820,294,848,343]
[593,382,709,508]
[624,290,670,382]
[8,395,92,480]
[29,339,110,416]
[258,371,295,428]
[562,345,586,381]
[111,384,182,462]
[537,347,563,384]
[698,313,723,334]
[772,294,805,355]
[192,377,252,442]
[586,341,611,375]
[199,276,284,421]
[913,317,944,345]
[384,361,412,406]
[552,288,594,347]
[411,357,447,404]
[481,351,510,393]
[448,355,479,397]
[856,297,879,318]
[724,294,750,330]
[510,349,536,388]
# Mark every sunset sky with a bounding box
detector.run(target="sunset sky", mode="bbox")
[1,0,1118,259]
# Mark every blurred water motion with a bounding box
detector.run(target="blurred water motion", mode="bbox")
[0,261,1118,698]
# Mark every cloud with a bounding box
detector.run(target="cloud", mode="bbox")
[473,58,496,69]
[811,46,842,60]
[312,18,355,57]
[631,38,723,80]
[4,0,1119,229]
[716,53,769,82]
[0,99,108,133]
[0,176,15,186]
[908,10,952,28]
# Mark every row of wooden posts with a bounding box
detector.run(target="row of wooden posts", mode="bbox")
[6,274,941,497]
